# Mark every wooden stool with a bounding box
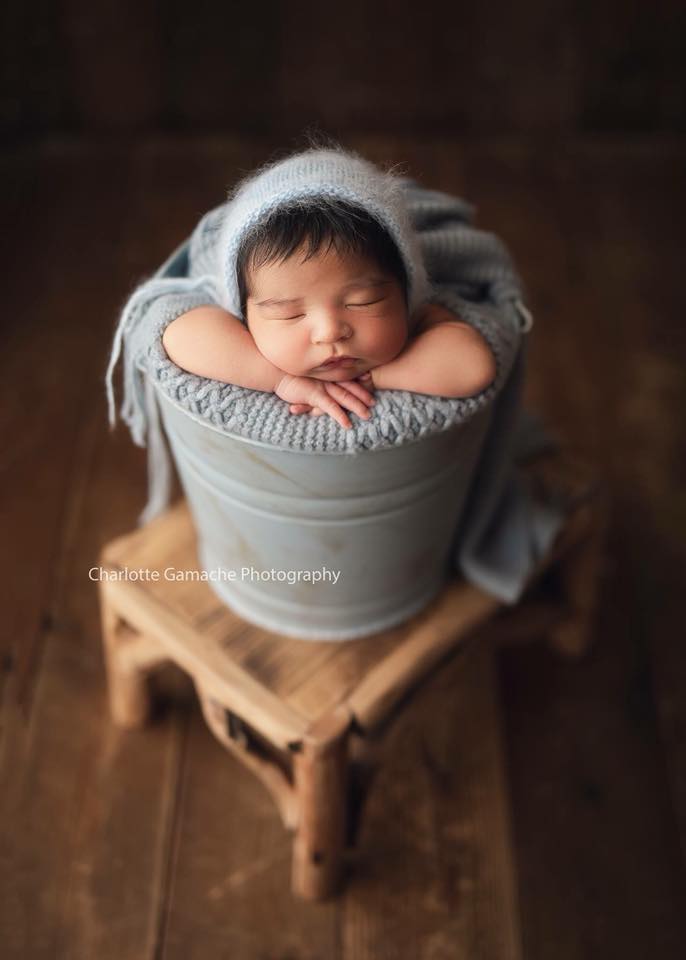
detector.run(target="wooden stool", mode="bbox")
[98,448,607,901]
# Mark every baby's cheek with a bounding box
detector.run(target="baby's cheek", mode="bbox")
[372,319,408,362]
[262,334,308,374]
[252,327,284,358]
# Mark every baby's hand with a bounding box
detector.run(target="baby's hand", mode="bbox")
[275,374,376,430]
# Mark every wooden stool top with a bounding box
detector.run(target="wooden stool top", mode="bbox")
[99,448,600,747]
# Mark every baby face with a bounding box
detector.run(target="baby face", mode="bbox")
[244,243,409,381]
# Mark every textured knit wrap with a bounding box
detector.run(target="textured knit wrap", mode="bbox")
[105,146,564,604]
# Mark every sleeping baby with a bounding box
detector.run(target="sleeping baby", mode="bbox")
[160,150,497,430]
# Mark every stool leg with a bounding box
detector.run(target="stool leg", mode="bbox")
[291,708,350,900]
[547,501,608,659]
[100,584,152,728]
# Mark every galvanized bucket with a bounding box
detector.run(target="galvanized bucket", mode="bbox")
[154,382,492,641]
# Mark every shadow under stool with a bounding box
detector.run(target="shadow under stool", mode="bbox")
[97,446,608,904]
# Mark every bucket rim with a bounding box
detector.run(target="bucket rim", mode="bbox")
[149,374,480,458]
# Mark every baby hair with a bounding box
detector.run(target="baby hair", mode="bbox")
[235,197,409,318]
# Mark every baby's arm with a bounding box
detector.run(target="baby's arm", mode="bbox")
[370,303,497,397]
[162,305,283,392]
[162,306,375,429]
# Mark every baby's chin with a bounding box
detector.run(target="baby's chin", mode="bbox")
[311,368,362,381]
[307,360,371,381]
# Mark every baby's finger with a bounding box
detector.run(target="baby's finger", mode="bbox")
[324,382,373,420]
[289,403,312,414]
[337,378,376,405]
[318,396,352,430]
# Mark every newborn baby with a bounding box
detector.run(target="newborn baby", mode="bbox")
[162,197,496,430]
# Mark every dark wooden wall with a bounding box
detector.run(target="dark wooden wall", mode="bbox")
[3,0,684,143]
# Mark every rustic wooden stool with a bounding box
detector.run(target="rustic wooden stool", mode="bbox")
[98,447,607,902]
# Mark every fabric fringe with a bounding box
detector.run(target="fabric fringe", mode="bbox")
[104,272,222,522]
[138,376,173,526]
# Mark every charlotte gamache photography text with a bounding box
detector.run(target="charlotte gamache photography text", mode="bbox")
[89,565,342,586]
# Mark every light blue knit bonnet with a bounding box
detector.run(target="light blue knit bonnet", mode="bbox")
[212,147,432,321]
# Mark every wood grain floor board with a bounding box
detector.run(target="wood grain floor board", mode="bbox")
[461,141,686,958]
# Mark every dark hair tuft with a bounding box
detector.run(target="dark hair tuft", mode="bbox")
[236,198,407,317]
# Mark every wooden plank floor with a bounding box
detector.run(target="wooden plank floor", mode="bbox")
[1,136,685,958]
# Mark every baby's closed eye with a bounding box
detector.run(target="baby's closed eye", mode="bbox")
[347,297,386,308]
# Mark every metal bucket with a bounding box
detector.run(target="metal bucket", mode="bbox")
[154,383,492,641]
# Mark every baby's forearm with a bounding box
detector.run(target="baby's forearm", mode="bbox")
[162,305,283,392]
[372,321,496,398]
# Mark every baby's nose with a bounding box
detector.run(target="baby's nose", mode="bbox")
[313,314,352,342]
